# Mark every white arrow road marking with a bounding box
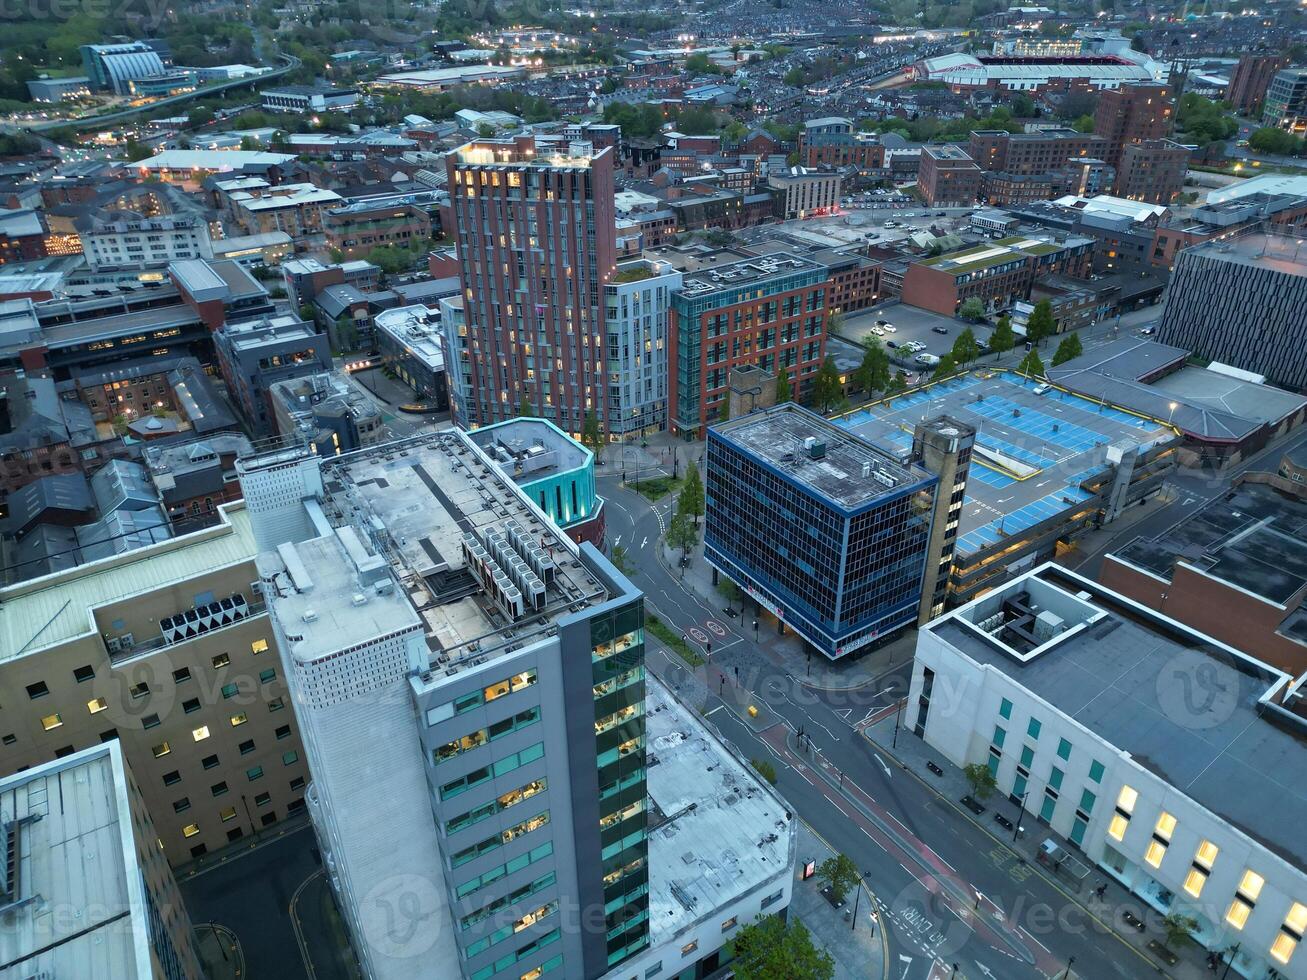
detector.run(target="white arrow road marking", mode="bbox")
[641,536,648,548]
[614,535,622,546]
[876,755,893,779]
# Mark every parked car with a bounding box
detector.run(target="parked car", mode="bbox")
[931,326,949,335]
[886,339,899,348]
[915,353,940,366]
[871,326,885,337]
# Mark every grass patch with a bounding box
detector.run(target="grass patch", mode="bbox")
[751,758,778,784]
[646,612,704,667]
[631,476,681,501]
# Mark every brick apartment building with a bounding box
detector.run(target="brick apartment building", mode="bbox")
[1093,82,1175,168]
[918,145,983,207]
[323,201,432,260]
[1227,52,1289,116]
[798,117,886,172]
[1114,138,1191,205]
[968,128,1109,174]
[901,235,1094,316]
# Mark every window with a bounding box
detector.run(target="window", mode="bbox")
[129,682,149,700]
[251,639,269,654]
[152,741,171,758]
[1108,814,1128,841]
[1026,717,1041,740]
[999,698,1012,719]
[254,792,271,807]
[220,806,237,822]
[212,653,230,669]
[268,697,286,712]
[276,725,291,740]
[1271,932,1297,965]
[73,665,95,683]
[41,713,63,731]
[993,725,1006,748]
[230,712,248,727]
[681,940,698,957]
[247,766,263,781]
[721,916,738,932]
[290,776,305,791]
[239,739,255,755]
[1117,785,1138,812]
[27,681,49,699]
[163,770,181,786]
[1144,840,1166,868]
[87,697,108,714]
[212,782,229,797]
[142,713,160,729]
[182,823,200,838]
[1194,840,1218,869]
[282,750,298,766]
[1227,898,1253,931]
[1088,760,1105,783]
[173,797,191,813]
[1154,812,1176,839]
[183,698,201,714]
[2,734,15,745]
[221,683,239,699]
[1056,738,1071,761]
[202,754,219,769]
[193,726,210,742]
[259,669,276,683]
[173,667,192,683]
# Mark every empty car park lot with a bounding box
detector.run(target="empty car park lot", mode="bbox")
[833,371,1171,559]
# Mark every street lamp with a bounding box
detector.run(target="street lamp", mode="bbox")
[1219,943,1241,980]
[1012,791,1029,842]
[850,871,874,933]
[1060,955,1076,979]
[892,693,905,749]
[1167,401,1177,426]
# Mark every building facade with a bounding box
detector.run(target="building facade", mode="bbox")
[1263,68,1307,133]
[918,145,983,207]
[1227,53,1288,116]
[901,235,1094,316]
[767,169,841,219]
[1156,233,1307,391]
[705,404,938,658]
[968,128,1109,175]
[213,314,333,436]
[446,136,616,435]
[669,253,829,437]
[1114,138,1190,205]
[911,563,1307,980]
[82,211,214,271]
[324,201,433,260]
[1093,82,1176,169]
[602,257,681,437]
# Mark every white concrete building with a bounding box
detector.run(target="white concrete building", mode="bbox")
[81,211,214,271]
[910,562,1307,980]
[602,257,681,437]
[236,430,795,980]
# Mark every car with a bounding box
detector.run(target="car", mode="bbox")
[931,326,949,335]
[884,220,899,228]
[886,339,899,348]
[935,211,947,217]
[1141,326,1156,336]
[882,324,896,333]
[915,353,940,366]
[871,326,885,336]
[1033,383,1052,395]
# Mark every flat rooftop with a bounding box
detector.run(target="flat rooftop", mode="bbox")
[836,371,1171,557]
[1113,480,1307,607]
[929,564,1307,868]
[715,402,924,510]
[466,417,589,486]
[1183,233,1307,278]
[314,431,608,674]
[919,235,1067,275]
[677,253,825,298]
[0,744,150,978]
[645,677,794,940]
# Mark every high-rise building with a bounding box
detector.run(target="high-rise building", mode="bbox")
[705,403,939,659]
[668,252,830,438]
[1156,233,1307,390]
[910,561,1307,980]
[1093,82,1175,168]
[237,428,794,980]
[1113,138,1191,205]
[601,256,681,437]
[445,136,616,435]
[0,500,309,864]
[917,145,983,207]
[1263,68,1307,133]
[1227,52,1289,116]
[0,741,205,979]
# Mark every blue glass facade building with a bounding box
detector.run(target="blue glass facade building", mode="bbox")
[705,404,939,659]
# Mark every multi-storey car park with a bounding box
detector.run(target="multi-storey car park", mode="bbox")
[834,370,1179,604]
[235,428,795,980]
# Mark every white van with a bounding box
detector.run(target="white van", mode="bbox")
[1033,383,1051,395]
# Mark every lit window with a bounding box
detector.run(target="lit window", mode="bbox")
[681,940,698,956]
[1287,903,1307,936]
[1239,871,1266,903]
[1144,840,1166,868]
[41,713,63,731]
[87,698,108,714]
[230,713,248,727]
[1227,899,1252,930]
[1184,869,1207,898]
[1154,812,1176,840]
[220,807,237,822]
[251,639,269,655]
[212,653,230,669]
[1270,932,1297,965]
[192,726,210,742]
[152,741,171,758]
[1194,840,1218,869]
[182,823,200,838]
[1117,786,1138,813]
[1108,814,1128,841]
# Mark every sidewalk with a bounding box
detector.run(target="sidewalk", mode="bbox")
[792,821,889,980]
[194,922,243,980]
[862,711,1231,980]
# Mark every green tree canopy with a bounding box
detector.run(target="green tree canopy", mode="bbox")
[853,342,891,395]
[666,510,699,557]
[958,297,986,322]
[990,314,1015,355]
[774,367,792,404]
[1051,333,1083,366]
[932,353,958,380]
[581,411,605,462]
[817,853,859,904]
[808,357,843,414]
[731,916,835,980]
[951,327,979,365]
[1025,299,1057,346]
[1017,349,1046,378]
[678,463,705,526]
[1249,127,1304,156]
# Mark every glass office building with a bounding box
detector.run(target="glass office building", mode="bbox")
[705,403,938,659]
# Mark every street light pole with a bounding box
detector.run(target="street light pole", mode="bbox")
[1013,791,1029,842]
[892,695,904,749]
[1220,943,1241,980]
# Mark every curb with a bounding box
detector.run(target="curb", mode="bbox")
[857,724,1175,980]
[801,818,893,980]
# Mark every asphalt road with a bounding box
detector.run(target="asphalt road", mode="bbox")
[603,475,1156,980]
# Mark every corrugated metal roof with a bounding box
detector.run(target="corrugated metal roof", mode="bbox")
[0,503,257,664]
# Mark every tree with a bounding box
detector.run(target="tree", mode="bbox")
[990,314,1015,356]
[581,410,605,463]
[774,367,792,404]
[610,544,632,574]
[517,394,534,417]
[1162,913,1199,950]
[808,357,843,414]
[1071,114,1095,134]
[951,327,979,366]
[1010,93,1036,118]
[678,463,705,527]
[1017,349,1046,378]
[889,369,908,393]
[1249,127,1304,156]
[1051,333,1083,366]
[298,303,317,324]
[676,105,719,135]
[731,915,834,980]
[853,342,890,395]
[750,759,778,785]
[816,853,859,905]
[958,297,986,322]
[963,763,998,801]
[932,353,958,380]
[666,510,699,559]
[123,140,153,163]
[1025,299,1057,346]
